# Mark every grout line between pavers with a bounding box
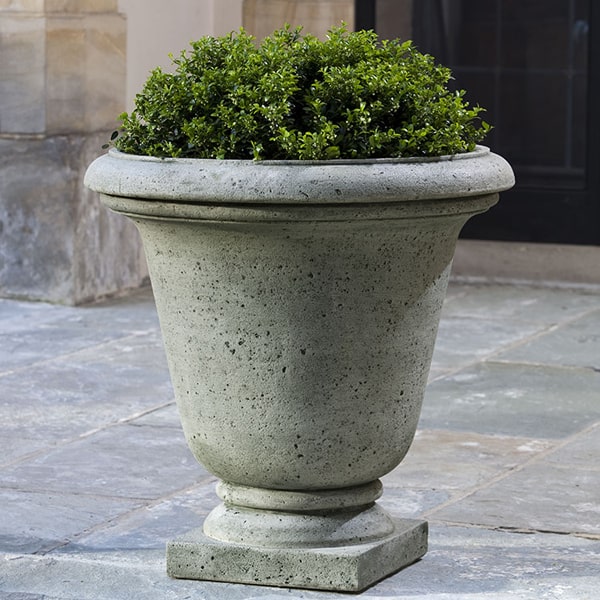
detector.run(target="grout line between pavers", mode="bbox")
[0,400,177,469]
[0,484,156,503]
[0,328,162,380]
[448,289,600,326]
[450,276,600,294]
[428,323,563,384]
[485,358,600,375]
[37,474,219,556]
[427,356,600,385]
[429,304,600,384]
[77,400,178,437]
[426,518,600,541]
[421,420,600,522]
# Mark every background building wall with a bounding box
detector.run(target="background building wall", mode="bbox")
[2,0,596,304]
[0,0,149,304]
[242,0,354,40]
[0,0,243,304]
[118,0,243,110]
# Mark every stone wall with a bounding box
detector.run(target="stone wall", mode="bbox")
[0,1,148,304]
[242,0,354,39]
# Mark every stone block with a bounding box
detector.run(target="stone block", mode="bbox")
[73,139,149,304]
[0,136,76,300]
[0,1,45,11]
[0,1,119,12]
[167,517,427,592]
[0,3,141,303]
[0,135,148,304]
[0,8,125,135]
[45,16,87,132]
[0,13,45,133]
[45,0,119,12]
[46,13,126,133]
[242,0,354,39]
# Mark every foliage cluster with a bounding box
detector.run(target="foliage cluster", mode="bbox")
[115,25,490,160]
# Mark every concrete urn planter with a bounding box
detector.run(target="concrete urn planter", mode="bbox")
[85,146,514,592]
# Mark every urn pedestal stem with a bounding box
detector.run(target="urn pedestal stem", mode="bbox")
[167,479,428,591]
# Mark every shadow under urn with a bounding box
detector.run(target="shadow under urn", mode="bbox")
[85,146,514,591]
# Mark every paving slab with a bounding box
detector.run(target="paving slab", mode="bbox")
[383,429,554,491]
[0,299,73,329]
[494,308,600,370]
[0,490,144,554]
[0,436,53,467]
[421,362,600,438]
[55,481,219,552]
[431,462,600,537]
[0,333,173,451]
[431,316,547,372]
[0,424,208,499]
[0,290,159,374]
[443,283,600,324]
[430,424,600,537]
[543,422,600,468]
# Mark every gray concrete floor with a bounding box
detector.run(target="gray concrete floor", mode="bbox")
[0,282,599,599]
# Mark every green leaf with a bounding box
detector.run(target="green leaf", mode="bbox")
[115,25,491,159]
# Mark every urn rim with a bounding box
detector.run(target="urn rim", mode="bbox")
[84,145,515,205]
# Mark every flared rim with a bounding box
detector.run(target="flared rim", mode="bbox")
[84,145,514,205]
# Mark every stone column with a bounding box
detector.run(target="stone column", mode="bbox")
[0,0,148,304]
[242,0,354,39]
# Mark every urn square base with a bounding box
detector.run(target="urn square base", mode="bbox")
[166,517,428,592]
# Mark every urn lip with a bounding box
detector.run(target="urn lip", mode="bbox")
[84,145,515,205]
[107,144,491,165]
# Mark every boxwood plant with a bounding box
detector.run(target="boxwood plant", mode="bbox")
[114,25,490,160]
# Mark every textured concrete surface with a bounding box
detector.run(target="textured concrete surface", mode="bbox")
[84,146,515,589]
[167,517,427,591]
[0,282,599,599]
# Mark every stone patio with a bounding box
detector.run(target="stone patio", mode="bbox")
[0,282,599,599]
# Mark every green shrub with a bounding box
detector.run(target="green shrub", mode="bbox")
[115,25,491,160]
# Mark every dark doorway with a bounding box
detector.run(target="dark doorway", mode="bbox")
[356,0,600,245]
